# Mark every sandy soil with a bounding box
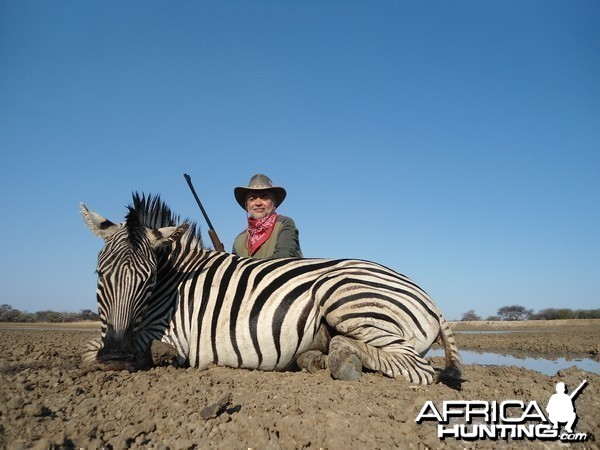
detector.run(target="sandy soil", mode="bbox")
[0,320,598,449]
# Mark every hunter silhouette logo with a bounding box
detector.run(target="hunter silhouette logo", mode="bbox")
[416,378,589,442]
[546,380,587,434]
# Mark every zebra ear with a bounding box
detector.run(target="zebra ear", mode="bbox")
[80,203,120,240]
[146,223,189,249]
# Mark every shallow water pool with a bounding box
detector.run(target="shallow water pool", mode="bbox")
[427,348,600,376]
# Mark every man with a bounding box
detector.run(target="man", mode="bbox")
[546,382,578,433]
[232,174,302,259]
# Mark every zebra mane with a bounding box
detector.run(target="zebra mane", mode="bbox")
[125,192,205,248]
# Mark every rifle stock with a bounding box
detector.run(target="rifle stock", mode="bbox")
[183,173,225,252]
[208,229,225,252]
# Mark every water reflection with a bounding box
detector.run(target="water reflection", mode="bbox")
[427,348,600,376]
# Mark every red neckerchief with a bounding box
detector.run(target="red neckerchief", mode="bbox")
[247,212,278,256]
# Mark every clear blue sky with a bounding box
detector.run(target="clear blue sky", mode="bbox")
[1,1,598,320]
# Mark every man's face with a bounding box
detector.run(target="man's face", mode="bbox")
[245,191,276,219]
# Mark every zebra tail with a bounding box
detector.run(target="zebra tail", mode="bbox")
[436,313,465,390]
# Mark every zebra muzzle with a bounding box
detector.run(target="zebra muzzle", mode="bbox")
[98,325,137,366]
[99,349,135,363]
[97,347,138,372]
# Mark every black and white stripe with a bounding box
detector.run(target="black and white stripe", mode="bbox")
[81,193,463,388]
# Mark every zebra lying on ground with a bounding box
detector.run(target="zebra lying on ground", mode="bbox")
[81,193,464,389]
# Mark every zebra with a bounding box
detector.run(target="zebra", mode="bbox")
[81,193,463,389]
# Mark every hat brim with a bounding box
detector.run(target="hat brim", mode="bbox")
[234,186,287,209]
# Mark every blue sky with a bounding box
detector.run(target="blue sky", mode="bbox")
[1,1,598,320]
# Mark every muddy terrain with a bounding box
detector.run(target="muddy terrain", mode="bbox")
[0,320,598,449]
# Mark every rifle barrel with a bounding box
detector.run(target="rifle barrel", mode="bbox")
[569,379,587,400]
[183,173,224,252]
[184,173,216,231]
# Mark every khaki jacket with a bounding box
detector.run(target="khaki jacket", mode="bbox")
[232,215,302,259]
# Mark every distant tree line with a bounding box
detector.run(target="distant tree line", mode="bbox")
[0,304,100,323]
[461,305,600,322]
[3,303,598,323]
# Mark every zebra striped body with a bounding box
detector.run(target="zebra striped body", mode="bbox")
[81,194,463,388]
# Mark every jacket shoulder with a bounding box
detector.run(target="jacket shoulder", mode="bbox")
[277,215,297,225]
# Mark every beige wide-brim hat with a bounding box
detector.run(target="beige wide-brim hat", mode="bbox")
[234,174,287,209]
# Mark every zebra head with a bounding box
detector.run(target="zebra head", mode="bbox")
[80,197,189,370]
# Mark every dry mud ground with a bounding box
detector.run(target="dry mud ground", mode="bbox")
[0,320,598,449]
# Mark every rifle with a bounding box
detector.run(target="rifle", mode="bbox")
[183,173,225,252]
[569,379,587,400]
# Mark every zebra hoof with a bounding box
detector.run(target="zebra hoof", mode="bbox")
[330,353,362,381]
[296,350,327,373]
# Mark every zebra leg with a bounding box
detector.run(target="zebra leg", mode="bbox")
[328,336,363,381]
[296,350,328,373]
[295,323,331,373]
[82,337,102,364]
[328,334,435,385]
